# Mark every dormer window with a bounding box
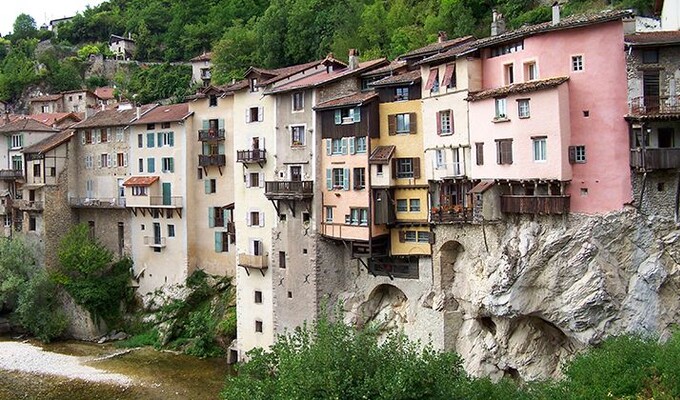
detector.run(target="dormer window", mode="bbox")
[209,95,217,107]
[395,87,409,101]
[250,78,259,92]
[334,108,361,125]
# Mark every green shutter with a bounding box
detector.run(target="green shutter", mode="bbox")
[168,132,174,146]
[223,209,229,224]
[202,120,209,130]
[343,168,350,191]
[204,179,211,194]
[348,137,355,155]
[334,110,341,124]
[169,158,174,172]
[326,169,332,190]
[203,142,210,154]
[353,108,361,122]
[218,143,225,154]
[341,138,347,155]
[208,207,215,227]
[214,231,222,252]
[157,132,162,146]
[147,158,155,173]
[218,119,225,130]
[147,133,154,147]
[326,139,332,155]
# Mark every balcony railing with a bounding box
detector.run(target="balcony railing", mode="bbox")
[238,253,268,269]
[630,148,680,170]
[199,154,226,167]
[150,196,183,207]
[69,197,126,208]
[198,129,225,141]
[264,181,313,199]
[629,96,680,115]
[430,206,473,223]
[13,200,44,211]
[143,236,166,248]
[236,149,266,164]
[500,195,570,215]
[0,170,23,180]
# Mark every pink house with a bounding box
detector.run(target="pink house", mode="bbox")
[468,8,633,215]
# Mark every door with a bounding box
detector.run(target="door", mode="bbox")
[117,178,125,205]
[643,71,660,113]
[162,183,171,206]
[252,137,260,150]
[658,128,674,148]
[153,222,161,245]
[290,166,302,182]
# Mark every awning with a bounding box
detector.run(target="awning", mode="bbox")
[369,145,396,164]
[469,180,495,194]
[123,176,159,187]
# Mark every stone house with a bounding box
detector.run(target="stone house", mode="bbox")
[190,52,213,86]
[110,34,136,60]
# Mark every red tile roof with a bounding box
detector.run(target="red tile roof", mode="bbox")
[361,60,408,77]
[369,70,421,87]
[28,113,81,127]
[369,145,396,164]
[23,129,74,154]
[74,104,157,128]
[0,118,59,133]
[417,41,478,65]
[131,103,192,125]
[123,176,159,187]
[400,36,475,60]
[30,94,63,102]
[314,92,378,111]
[258,60,331,86]
[625,31,680,46]
[467,76,569,101]
[190,52,213,62]
[94,87,116,100]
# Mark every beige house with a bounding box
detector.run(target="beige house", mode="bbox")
[29,90,98,114]
[110,34,136,60]
[190,52,213,86]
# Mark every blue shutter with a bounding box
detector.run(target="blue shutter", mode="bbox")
[168,132,174,146]
[147,158,155,173]
[218,119,225,130]
[348,137,356,155]
[334,110,341,124]
[341,138,347,155]
[343,168,350,190]
[147,133,154,147]
[157,132,162,146]
[204,179,210,194]
[353,108,361,122]
[326,139,332,155]
[214,232,223,252]
[169,158,174,172]
[202,120,209,130]
[208,207,215,227]
[218,143,225,154]
[326,169,332,190]
[223,209,229,224]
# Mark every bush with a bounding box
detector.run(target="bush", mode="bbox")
[15,270,67,342]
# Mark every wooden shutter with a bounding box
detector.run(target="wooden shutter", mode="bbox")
[214,232,223,252]
[202,119,209,130]
[413,157,421,179]
[257,107,264,121]
[353,108,361,122]
[245,173,251,188]
[326,139,332,155]
[123,154,128,167]
[245,108,251,123]
[258,172,264,188]
[341,138,347,155]
[476,143,484,166]
[505,141,513,164]
[246,211,251,226]
[392,159,397,177]
[348,137,355,155]
[409,113,417,134]
[205,179,211,194]
[147,132,154,147]
[568,146,576,164]
[81,132,86,144]
[388,115,397,135]
[259,211,265,227]
[168,132,174,146]
[157,132,163,146]
[343,168,350,190]
[218,119,225,131]
[208,207,215,228]
[169,158,174,172]
[425,69,438,90]
[442,64,455,87]
[326,169,332,190]
[398,230,406,243]
[334,110,341,124]
[436,111,442,135]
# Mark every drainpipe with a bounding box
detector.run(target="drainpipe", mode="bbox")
[367,104,373,267]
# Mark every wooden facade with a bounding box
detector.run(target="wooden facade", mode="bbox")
[319,101,380,139]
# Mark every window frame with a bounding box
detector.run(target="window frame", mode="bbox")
[571,55,584,72]
[395,113,411,134]
[494,98,508,119]
[290,125,306,147]
[292,92,304,112]
[517,99,530,119]
[532,137,547,162]
[496,139,513,165]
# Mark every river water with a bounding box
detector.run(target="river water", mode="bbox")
[0,337,233,400]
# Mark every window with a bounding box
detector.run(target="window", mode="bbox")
[279,251,286,268]
[158,131,174,147]
[330,138,347,155]
[48,167,56,177]
[334,108,361,124]
[417,231,430,243]
[349,208,368,226]
[404,231,417,242]
[248,107,263,122]
[168,224,175,237]
[356,137,367,153]
[504,63,514,85]
[396,113,411,133]
[29,216,36,232]
[517,99,530,118]
[249,172,260,187]
[209,95,218,107]
[377,164,383,175]
[33,164,41,178]
[146,123,155,131]
[84,130,93,144]
[395,87,409,101]
[496,139,513,165]
[147,158,155,173]
[571,55,583,71]
[161,157,174,173]
[137,134,143,148]
[291,125,305,146]
[524,62,537,81]
[438,110,452,135]
[409,199,421,212]
[435,149,446,169]
[292,92,304,111]
[489,40,524,58]
[533,137,547,162]
[395,158,420,179]
[254,291,263,304]
[100,129,108,143]
[250,78,259,92]
[325,206,333,223]
[205,179,217,193]
[475,143,484,165]
[332,168,346,189]
[250,211,260,226]
[132,186,148,196]
[117,153,126,167]
[495,98,507,119]
[11,155,22,171]
[138,158,144,173]
[353,168,365,190]
[100,153,109,168]
[396,199,408,212]
[443,64,456,88]
[11,134,23,149]
[84,155,93,169]
[569,145,587,164]
[642,49,659,64]
[115,127,124,142]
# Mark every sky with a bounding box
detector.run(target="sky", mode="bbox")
[0,0,107,36]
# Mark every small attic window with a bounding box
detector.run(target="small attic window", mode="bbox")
[209,95,217,107]
[250,78,259,92]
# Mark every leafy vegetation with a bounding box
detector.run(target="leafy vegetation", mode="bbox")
[54,223,133,328]
[115,63,192,105]
[223,313,680,400]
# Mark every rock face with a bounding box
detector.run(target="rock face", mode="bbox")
[318,209,680,381]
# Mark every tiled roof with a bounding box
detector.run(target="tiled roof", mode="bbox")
[265,58,388,94]
[625,31,680,46]
[30,94,63,102]
[361,60,408,77]
[132,103,192,125]
[400,36,475,60]
[123,176,159,187]
[466,76,569,101]
[474,9,633,49]
[74,104,157,128]
[417,41,478,65]
[314,92,378,111]
[28,113,81,127]
[23,129,74,154]
[469,180,495,194]
[369,145,396,164]
[259,60,330,86]
[190,52,213,62]
[369,70,421,87]
[94,87,116,100]
[0,118,59,133]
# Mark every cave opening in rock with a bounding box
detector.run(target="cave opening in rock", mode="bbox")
[357,284,409,332]
[478,316,497,336]
[439,241,464,285]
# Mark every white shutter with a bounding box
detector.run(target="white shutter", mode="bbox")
[246,108,251,123]
[81,132,86,145]
[97,156,102,168]
[96,130,101,143]
[260,137,265,150]
[246,211,252,226]
[259,211,265,227]
[245,174,251,188]
[107,154,112,167]
[124,153,128,167]
[112,154,118,167]
[257,107,264,121]
[258,172,264,188]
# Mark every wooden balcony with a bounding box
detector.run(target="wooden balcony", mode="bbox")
[143,236,166,248]
[198,129,225,141]
[629,96,680,116]
[13,200,44,211]
[0,170,23,180]
[264,181,313,200]
[236,149,266,164]
[238,253,268,270]
[126,196,183,208]
[430,206,473,224]
[501,195,570,215]
[630,148,680,170]
[198,154,226,167]
[69,197,126,208]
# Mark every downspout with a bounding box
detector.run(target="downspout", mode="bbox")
[367,102,373,266]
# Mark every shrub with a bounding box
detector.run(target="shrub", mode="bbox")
[15,270,67,342]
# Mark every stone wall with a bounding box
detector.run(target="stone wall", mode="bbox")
[42,156,77,269]
[631,169,679,220]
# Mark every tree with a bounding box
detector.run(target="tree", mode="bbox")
[212,20,260,84]
[11,14,38,42]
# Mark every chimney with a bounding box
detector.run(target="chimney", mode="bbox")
[136,105,141,120]
[552,2,560,25]
[491,9,506,36]
[348,49,359,70]
[437,31,447,43]
[3,111,9,125]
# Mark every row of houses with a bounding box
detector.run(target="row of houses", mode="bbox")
[0,5,678,362]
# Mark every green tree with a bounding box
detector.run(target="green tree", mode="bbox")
[11,14,38,42]
[212,20,260,84]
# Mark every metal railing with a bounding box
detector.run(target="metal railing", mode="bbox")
[198,154,226,167]
[629,96,680,115]
[149,196,183,207]
[143,236,166,248]
[69,197,126,208]
[264,181,313,198]
[236,149,266,163]
[198,129,225,141]
[0,170,23,180]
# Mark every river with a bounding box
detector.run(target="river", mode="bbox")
[0,337,233,400]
